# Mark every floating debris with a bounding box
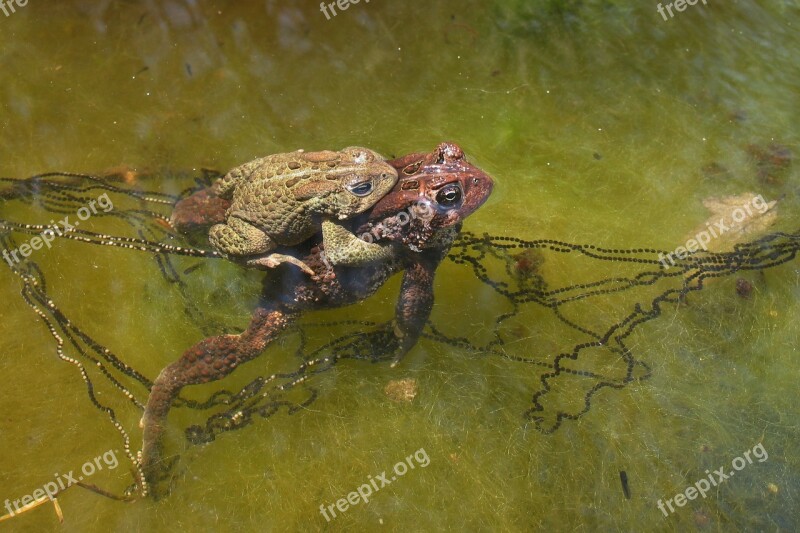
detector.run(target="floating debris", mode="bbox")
[701,162,731,181]
[512,248,544,277]
[619,470,631,500]
[736,278,754,299]
[684,192,778,253]
[693,510,711,528]
[747,143,792,185]
[385,378,418,403]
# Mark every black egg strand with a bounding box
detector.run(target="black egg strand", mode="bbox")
[2,171,798,496]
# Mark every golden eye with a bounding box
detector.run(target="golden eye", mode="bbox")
[436,184,462,207]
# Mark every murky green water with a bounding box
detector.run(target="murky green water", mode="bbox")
[1,1,799,531]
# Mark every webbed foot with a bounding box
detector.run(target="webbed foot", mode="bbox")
[389,321,416,368]
[247,253,315,275]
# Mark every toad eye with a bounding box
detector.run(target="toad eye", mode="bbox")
[436,184,462,207]
[348,181,374,197]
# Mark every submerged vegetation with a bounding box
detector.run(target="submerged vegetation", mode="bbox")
[0,0,798,530]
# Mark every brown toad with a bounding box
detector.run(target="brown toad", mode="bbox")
[143,143,494,496]
[209,146,398,274]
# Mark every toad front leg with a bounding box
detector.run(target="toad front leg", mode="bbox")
[321,219,395,266]
[140,305,297,496]
[390,252,442,367]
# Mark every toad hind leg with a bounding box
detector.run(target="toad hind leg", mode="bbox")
[140,305,297,497]
[321,219,394,266]
[390,249,441,367]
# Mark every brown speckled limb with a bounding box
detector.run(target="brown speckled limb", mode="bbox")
[141,305,297,493]
[391,251,439,367]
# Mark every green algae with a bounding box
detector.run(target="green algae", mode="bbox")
[0,1,799,531]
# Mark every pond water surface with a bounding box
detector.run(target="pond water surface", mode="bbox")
[1,1,799,531]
